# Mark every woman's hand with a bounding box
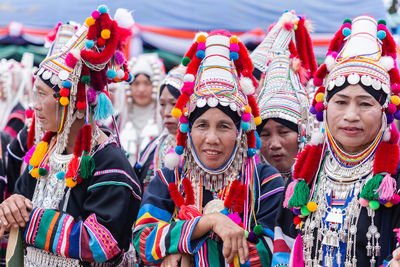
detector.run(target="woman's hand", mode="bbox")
[161,253,182,267]
[391,247,400,266]
[0,194,33,237]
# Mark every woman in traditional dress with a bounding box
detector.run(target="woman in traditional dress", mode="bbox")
[0,6,142,266]
[271,16,400,267]
[134,64,186,189]
[253,11,317,183]
[133,30,284,266]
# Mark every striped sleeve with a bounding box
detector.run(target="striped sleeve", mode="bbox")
[24,208,121,262]
[132,170,207,265]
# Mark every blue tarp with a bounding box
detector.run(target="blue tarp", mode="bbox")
[0,0,388,33]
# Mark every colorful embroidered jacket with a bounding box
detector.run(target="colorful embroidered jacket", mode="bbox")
[14,141,142,264]
[133,163,284,266]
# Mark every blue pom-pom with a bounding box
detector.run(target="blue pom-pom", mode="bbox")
[98,5,108,14]
[301,137,306,143]
[94,92,114,120]
[179,123,189,133]
[377,30,386,40]
[196,50,205,59]
[62,81,72,89]
[56,171,65,180]
[135,163,142,169]
[230,51,239,61]
[126,73,133,83]
[220,207,229,215]
[85,39,94,49]
[240,259,251,267]
[247,148,256,157]
[254,131,261,149]
[241,121,250,131]
[28,165,33,171]
[342,27,351,37]
[175,146,184,155]
[106,69,117,79]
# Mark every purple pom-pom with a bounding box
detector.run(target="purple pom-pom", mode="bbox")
[293,208,301,215]
[115,51,125,65]
[378,199,388,204]
[387,113,395,124]
[87,88,97,104]
[247,231,259,244]
[316,111,324,122]
[309,106,317,114]
[394,110,400,120]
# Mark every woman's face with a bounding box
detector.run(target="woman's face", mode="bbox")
[33,78,62,132]
[130,73,153,107]
[326,84,383,153]
[259,119,298,173]
[191,108,237,170]
[159,88,178,135]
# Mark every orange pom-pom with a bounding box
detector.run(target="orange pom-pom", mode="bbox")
[171,108,182,118]
[66,178,77,188]
[60,96,69,106]
[196,34,206,43]
[230,36,239,44]
[31,167,40,178]
[254,116,262,126]
[85,17,95,26]
[315,93,324,103]
[244,105,252,114]
[101,29,111,39]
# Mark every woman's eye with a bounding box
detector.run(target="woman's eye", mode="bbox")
[336,100,346,105]
[360,102,372,107]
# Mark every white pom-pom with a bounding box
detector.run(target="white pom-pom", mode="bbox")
[183,74,195,82]
[310,130,325,145]
[117,69,125,79]
[164,152,180,170]
[304,19,315,33]
[381,56,395,71]
[325,55,335,72]
[70,48,81,61]
[240,77,255,95]
[383,128,391,142]
[194,31,208,40]
[114,8,135,29]
[290,57,301,72]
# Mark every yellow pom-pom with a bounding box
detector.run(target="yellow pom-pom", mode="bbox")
[60,96,69,106]
[384,201,394,208]
[244,105,252,114]
[196,34,206,43]
[85,17,95,26]
[254,116,262,126]
[306,201,318,212]
[171,108,182,118]
[31,167,40,178]
[101,29,111,39]
[66,178,77,188]
[391,95,400,106]
[29,141,49,167]
[315,92,324,103]
[230,36,239,44]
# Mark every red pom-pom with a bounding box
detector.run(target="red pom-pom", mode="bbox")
[76,101,86,110]
[25,109,34,119]
[97,37,106,47]
[60,88,70,97]
[392,84,400,94]
[123,72,129,80]
[293,216,302,225]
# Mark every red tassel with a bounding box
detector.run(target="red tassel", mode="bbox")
[374,142,400,175]
[289,41,298,58]
[389,68,400,85]
[117,27,133,44]
[234,184,247,214]
[313,64,328,86]
[42,131,56,143]
[382,28,397,57]
[81,124,92,153]
[175,94,190,110]
[186,56,202,77]
[183,41,199,61]
[295,18,317,76]
[76,82,86,110]
[176,130,187,147]
[90,69,105,91]
[247,131,256,149]
[87,23,98,40]
[73,128,83,157]
[65,156,79,178]
[224,180,240,209]
[293,145,323,184]
[247,95,260,118]
[182,178,195,205]
[328,28,345,53]
[168,183,185,208]
[235,41,254,74]
[27,113,35,149]
[99,13,112,30]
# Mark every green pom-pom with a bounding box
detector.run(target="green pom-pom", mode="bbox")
[288,180,310,208]
[343,18,352,25]
[360,174,384,201]
[79,154,95,179]
[38,167,48,176]
[378,19,386,25]
[182,57,191,66]
[301,205,310,216]
[369,200,380,210]
[253,225,263,236]
[81,75,91,84]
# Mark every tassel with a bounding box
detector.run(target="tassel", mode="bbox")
[376,174,396,202]
[224,180,240,209]
[29,141,49,167]
[234,184,247,214]
[283,180,298,208]
[94,91,114,120]
[23,145,36,165]
[360,174,384,201]
[65,156,79,179]
[79,153,95,179]
[288,179,310,208]
[182,178,195,206]
[290,234,305,267]
[168,183,185,208]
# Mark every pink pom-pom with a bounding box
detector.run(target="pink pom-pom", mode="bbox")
[181,81,194,95]
[313,77,323,86]
[392,84,400,94]
[197,42,206,51]
[342,23,352,29]
[326,51,338,59]
[391,194,400,205]
[65,52,78,68]
[228,212,242,225]
[283,22,294,31]
[230,43,239,52]
[315,102,325,112]
[91,10,100,19]
[114,50,125,65]
[359,198,369,207]
[377,24,387,31]
[387,103,397,114]
[25,109,34,118]
[179,116,188,123]
[242,112,251,122]
[87,88,97,104]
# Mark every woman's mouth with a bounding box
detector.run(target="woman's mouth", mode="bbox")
[341,126,362,135]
